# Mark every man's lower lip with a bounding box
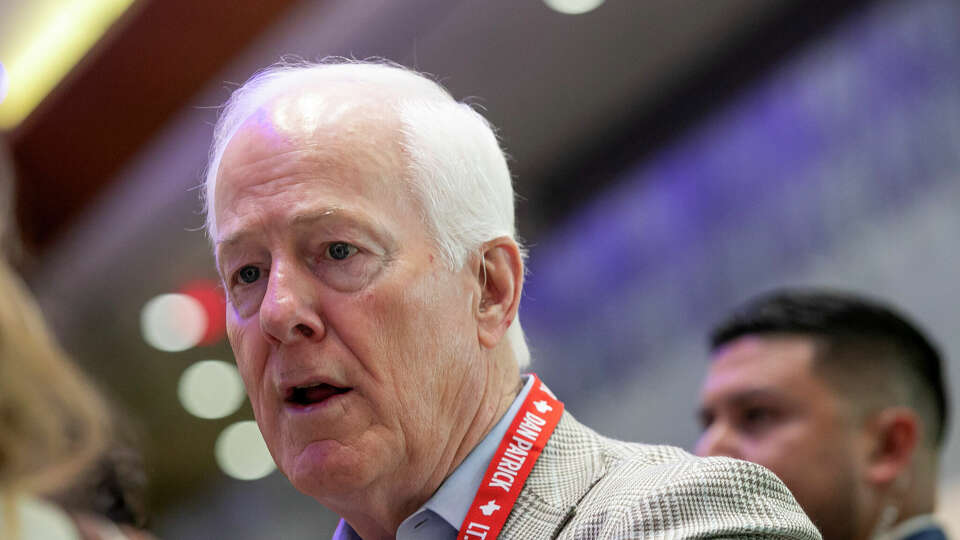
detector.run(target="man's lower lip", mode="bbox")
[284,389,351,413]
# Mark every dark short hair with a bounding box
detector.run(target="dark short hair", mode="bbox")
[710,289,949,446]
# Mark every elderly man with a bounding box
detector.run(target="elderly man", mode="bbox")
[205,60,818,540]
[696,290,950,540]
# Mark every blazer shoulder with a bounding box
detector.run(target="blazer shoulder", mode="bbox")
[563,437,822,539]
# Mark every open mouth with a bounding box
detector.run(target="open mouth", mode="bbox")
[285,383,351,408]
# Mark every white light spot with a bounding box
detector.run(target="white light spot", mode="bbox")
[543,0,605,15]
[215,421,276,481]
[178,360,246,419]
[0,62,8,104]
[140,294,207,352]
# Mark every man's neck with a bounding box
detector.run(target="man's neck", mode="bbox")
[338,361,523,540]
[446,374,525,481]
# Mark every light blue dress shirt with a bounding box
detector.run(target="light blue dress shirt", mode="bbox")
[333,375,535,540]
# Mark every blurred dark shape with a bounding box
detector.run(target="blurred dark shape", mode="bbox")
[0,137,22,263]
[52,422,151,528]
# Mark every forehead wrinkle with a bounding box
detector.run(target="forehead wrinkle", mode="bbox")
[220,146,316,182]
[260,121,408,203]
[217,136,402,220]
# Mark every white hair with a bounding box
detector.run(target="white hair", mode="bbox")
[203,59,530,367]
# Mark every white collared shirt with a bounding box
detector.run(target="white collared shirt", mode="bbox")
[333,375,535,540]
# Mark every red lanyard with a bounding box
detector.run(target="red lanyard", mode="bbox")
[458,374,563,540]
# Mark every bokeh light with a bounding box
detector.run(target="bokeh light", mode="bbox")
[543,0,605,15]
[140,293,207,352]
[180,280,227,345]
[178,360,246,419]
[215,421,276,481]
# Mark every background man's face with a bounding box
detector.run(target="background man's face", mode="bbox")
[695,335,867,539]
[211,93,488,504]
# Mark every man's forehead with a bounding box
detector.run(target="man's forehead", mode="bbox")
[215,90,406,203]
[704,335,819,393]
[233,88,396,148]
[212,86,418,250]
[712,335,817,367]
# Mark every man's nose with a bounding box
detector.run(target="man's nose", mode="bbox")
[694,423,742,460]
[258,262,325,345]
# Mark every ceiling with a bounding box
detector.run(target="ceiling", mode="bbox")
[3,0,871,522]
[6,0,300,251]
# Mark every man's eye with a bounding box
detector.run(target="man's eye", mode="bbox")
[327,242,358,261]
[236,266,261,284]
[697,410,715,431]
[741,407,776,428]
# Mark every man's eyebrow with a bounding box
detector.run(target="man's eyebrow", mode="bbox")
[215,232,248,253]
[699,388,783,413]
[216,208,346,251]
[289,207,344,228]
[722,389,789,411]
[696,405,714,425]
[697,387,786,425]
[289,207,393,241]
[727,388,783,404]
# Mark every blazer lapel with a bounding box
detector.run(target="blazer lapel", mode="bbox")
[500,412,607,538]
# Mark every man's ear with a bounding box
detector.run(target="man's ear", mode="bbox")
[475,237,523,350]
[864,407,919,487]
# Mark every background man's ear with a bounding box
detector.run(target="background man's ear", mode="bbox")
[865,407,919,487]
[475,237,523,350]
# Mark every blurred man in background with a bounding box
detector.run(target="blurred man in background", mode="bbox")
[696,289,950,540]
[204,59,819,539]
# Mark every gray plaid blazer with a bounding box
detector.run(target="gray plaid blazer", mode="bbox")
[499,412,821,539]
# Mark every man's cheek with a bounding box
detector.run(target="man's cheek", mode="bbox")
[235,352,265,412]
[225,313,247,352]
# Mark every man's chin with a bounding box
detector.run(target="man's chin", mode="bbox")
[288,440,372,499]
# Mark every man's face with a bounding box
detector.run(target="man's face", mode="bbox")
[212,93,487,504]
[695,335,867,539]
